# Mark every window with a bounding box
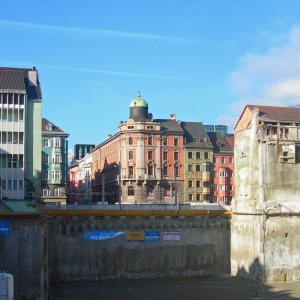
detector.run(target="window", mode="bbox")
[196,152,200,159]
[174,138,178,146]
[296,146,300,164]
[12,155,17,168]
[54,154,61,163]
[174,151,179,161]
[129,137,133,145]
[128,166,134,178]
[148,150,153,160]
[203,181,210,187]
[214,171,218,178]
[7,132,12,144]
[46,123,52,131]
[163,151,168,161]
[163,137,167,146]
[148,165,153,176]
[53,170,60,180]
[19,95,24,105]
[13,180,17,190]
[188,165,193,172]
[229,157,233,164]
[19,110,24,121]
[203,194,210,201]
[196,181,200,188]
[43,189,49,196]
[13,132,18,144]
[204,165,210,172]
[163,165,168,177]
[43,153,49,164]
[188,152,193,159]
[43,171,48,180]
[43,139,49,147]
[54,188,61,196]
[188,180,193,188]
[19,132,23,144]
[7,180,12,190]
[2,109,7,121]
[204,152,209,159]
[1,179,6,190]
[148,136,152,145]
[7,155,17,168]
[128,186,134,196]
[55,139,61,147]
[128,150,133,160]
[196,164,201,172]
[1,132,6,144]
[19,180,23,190]
[196,194,201,201]
[19,155,23,168]
[221,157,225,164]
[188,194,193,201]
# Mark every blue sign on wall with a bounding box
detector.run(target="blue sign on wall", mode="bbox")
[0,221,10,237]
[83,231,125,241]
[144,231,160,242]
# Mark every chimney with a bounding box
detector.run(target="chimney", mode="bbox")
[28,69,38,86]
[169,114,176,120]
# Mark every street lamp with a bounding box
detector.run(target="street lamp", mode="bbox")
[174,162,178,206]
[114,162,122,209]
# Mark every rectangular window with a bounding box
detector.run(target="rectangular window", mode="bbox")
[13,110,18,121]
[196,194,201,201]
[1,179,6,190]
[2,109,7,121]
[7,155,12,168]
[163,165,168,177]
[7,110,13,121]
[43,139,49,147]
[174,165,179,177]
[43,153,49,164]
[196,180,200,188]
[203,181,210,187]
[174,152,178,161]
[163,137,167,146]
[7,132,12,144]
[163,151,168,161]
[188,194,193,201]
[128,150,133,160]
[13,132,18,144]
[188,152,193,159]
[174,138,178,146]
[13,180,17,190]
[188,180,193,188]
[19,132,24,144]
[53,170,60,180]
[204,165,210,172]
[43,171,48,180]
[54,154,61,163]
[12,155,17,168]
[19,154,23,168]
[148,150,153,160]
[128,166,134,177]
[196,164,201,172]
[229,157,233,164]
[54,188,61,196]
[20,95,24,105]
[55,139,61,147]
[19,110,24,121]
[188,164,193,172]
[214,171,218,178]
[7,180,12,190]
[204,152,209,159]
[196,152,200,159]
[221,157,225,164]
[19,180,23,190]
[1,132,6,144]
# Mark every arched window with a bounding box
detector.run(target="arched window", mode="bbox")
[129,137,133,145]
[128,186,134,196]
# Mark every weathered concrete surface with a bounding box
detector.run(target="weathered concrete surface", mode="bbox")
[0,218,48,300]
[232,106,300,282]
[47,216,230,281]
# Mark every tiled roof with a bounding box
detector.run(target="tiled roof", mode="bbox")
[224,134,234,151]
[248,105,300,123]
[0,67,42,100]
[154,119,184,133]
[207,132,233,153]
[42,118,68,135]
[180,121,212,147]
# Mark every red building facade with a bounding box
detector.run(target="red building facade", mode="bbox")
[208,133,234,205]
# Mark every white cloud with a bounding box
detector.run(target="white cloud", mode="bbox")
[223,26,300,129]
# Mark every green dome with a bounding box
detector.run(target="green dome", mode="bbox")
[130,95,148,108]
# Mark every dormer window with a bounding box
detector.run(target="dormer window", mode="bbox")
[46,123,52,131]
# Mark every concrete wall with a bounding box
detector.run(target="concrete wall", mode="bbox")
[0,218,47,300]
[47,216,230,281]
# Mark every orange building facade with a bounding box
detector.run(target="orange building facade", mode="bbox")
[90,96,184,204]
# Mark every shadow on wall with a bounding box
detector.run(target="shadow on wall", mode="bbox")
[237,257,298,299]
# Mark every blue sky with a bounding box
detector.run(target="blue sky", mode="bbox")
[1,0,300,149]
